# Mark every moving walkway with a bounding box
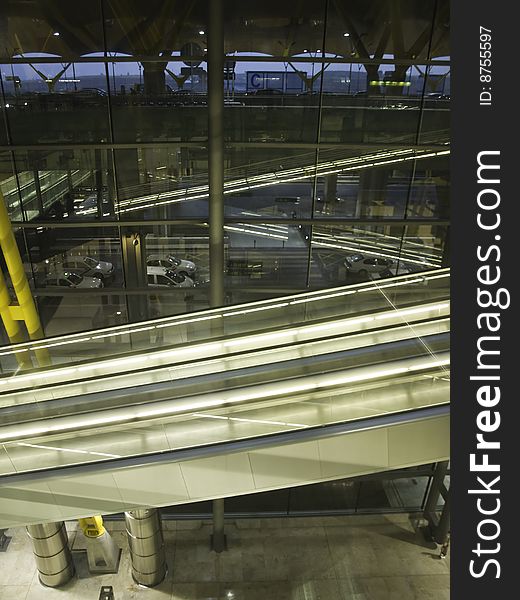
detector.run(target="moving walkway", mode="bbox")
[0,269,450,528]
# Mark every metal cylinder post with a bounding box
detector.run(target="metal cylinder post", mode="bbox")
[26,522,74,587]
[124,509,167,587]
[208,0,225,308]
[211,498,226,553]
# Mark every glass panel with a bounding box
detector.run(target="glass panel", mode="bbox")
[405,155,450,220]
[224,146,319,219]
[0,366,449,473]
[0,151,21,220]
[382,476,430,510]
[0,268,450,375]
[224,59,323,144]
[11,148,116,222]
[323,75,424,145]
[419,65,451,144]
[35,292,128,338]
[113,145,208,219]
[0,101,8,146]
[110,60,208,143]
[4,61,110,144]
[310,223,445,287]
[20,225,121,290]
[163,467,435,516]
[402,224,447,268]
[225,222,310,290]
[226,183,314,220]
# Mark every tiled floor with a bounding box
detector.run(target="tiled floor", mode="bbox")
[0,514,450,600]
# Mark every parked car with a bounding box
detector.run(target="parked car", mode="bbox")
[146,266,194,288]
[376,263,413,278]
[147,254,196,277]
[44,270,104,289]
[344,253,394,277]
[60,256,114,280]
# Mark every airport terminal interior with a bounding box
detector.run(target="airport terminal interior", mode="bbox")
[0,1,450,598]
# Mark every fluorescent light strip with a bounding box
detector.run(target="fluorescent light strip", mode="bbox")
[0,270,449,360]
[0,355,450,442]
[192,413,307,428]
[373,278,425,289]
[289,290,357,304]
[223,302,289,317]
[311,239,439,268]
[113,148,449,214]
[0,368,79,386]
[17,442,121,458]
[155,314,222,329]
[375,303,449,320]
[29,337,92,350]
[419,272,450,281]
[224,225,288,240]
[18,307,418,383]
[77,354,148,372]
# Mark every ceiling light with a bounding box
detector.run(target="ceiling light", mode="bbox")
[53,32,60,36]
[198,30,205,35]
[343,32,350,37]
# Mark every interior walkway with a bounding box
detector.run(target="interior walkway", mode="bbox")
[0,514,450,600]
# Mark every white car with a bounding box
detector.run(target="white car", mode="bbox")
[344,254,394,277]
[147,254,196,277]
[45,271,104,289]
[146,266,194,288]
[60,256,114,280]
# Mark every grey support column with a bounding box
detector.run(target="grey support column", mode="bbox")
[142,62,167,96]
[208,0,228,548]
[125,509,166,587]
[208,0,225,308]
[26,522,74,587]
[211,497,226,553]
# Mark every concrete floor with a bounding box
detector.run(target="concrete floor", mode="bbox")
[0,514,450,600]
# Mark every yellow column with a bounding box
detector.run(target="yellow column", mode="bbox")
[0,191,49,366]
[0,268,23,343]
[0,269,32,368]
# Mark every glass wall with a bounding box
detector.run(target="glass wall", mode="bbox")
[0,0,450,339]
[157,465,438,517]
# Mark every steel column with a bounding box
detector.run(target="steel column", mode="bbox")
[208,0,225,308]
[26,522,74,587]
[125,509,167,587]
[211,498,226,553]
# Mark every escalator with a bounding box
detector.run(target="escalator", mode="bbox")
[0,269,450,528]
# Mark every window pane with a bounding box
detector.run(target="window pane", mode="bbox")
[4,62,110,144]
